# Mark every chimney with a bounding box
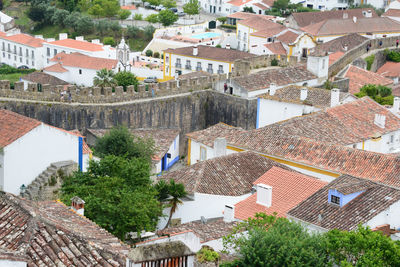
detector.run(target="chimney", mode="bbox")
[226,44,231,49]
[256,184,272,207]
[91,39,100,44]
[300,87,308,100]
[330,88,340,107]
[366,10,372,18]
[193,46,198,56]
[393,97,400,113]
[59,33,68,40]
[353,16,357,23]
[75,36,84,41]
[343,13,348,19]
[34,35,43,40]
[269,83,277,95]
[223,205,234,222]
[343,44,348,51]
[374,114,386,128]
[71,196,85,216]
[214,138,227,157]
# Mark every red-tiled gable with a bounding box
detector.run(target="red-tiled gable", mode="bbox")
[239,16,282,32]
[235,167,327,220]
[227,0,253,7]
[43,63,68,73]
[290,8,378,28]
[3,33,45,47]
[164,45,254,62]
[50,52,118,70]
[121,5,137,10]
[329,51,344,65]
[344,65,394,94]
[0,109,41,147]
[254,3,268,10]
[301,17,400,37]
[264,42,286,55]
[232,66,317,92]
[377,61,400,78]
[251,26,286,38]
[276,31,299,44]
[48,38,104,52]
[159,151,293,196]
[383,8,400,18]
[288,175,400,231]
[21,72,68,85]
[0,192,129,265]
[158,219,238,243]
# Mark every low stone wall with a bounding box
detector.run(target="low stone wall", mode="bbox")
[329,35,400,77]
[0,73,229,103]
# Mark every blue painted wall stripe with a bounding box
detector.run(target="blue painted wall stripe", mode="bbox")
[167,155,179,169]
[78,137,83,172]
[256,98,260,129]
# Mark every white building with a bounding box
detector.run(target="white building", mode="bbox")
[287,174,400,238]
[0,109,84,195]
[162,45,254,79]
[0,11,15,33]
[43,52,118,87]
[291,0,348,10]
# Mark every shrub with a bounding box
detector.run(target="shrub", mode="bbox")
[153,52,160,58]
[134,13,143,20]
[103,37,116,46]
[215,44,221,48]
[271,58,278,66]
[145,49,153,57]
[197,246,220,263]
[386,50,400,62]
[365,54,375,70]
[221,24,236,29]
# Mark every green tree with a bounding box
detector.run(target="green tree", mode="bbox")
[183,0,200,16]
[77,0,91,12]
[355,84,393,105]
[88,3,104,17]
[153,52,160,58]
[243,6,254,13]
[217,16,227,24]
[93,68,116,88]
[164,179,187,228]
[114,71,139,90]
[146,13,159,24]
[325,225,400,266]
[158,9,178,27]
[103,36,116,46]
[75,15,94,35]
[162,0,176,8]
[61,155,162,240]
[102,0,120,17]
[145,49,153,57]
[52,9,70,27]
[118,9,131,20]
[134,13,143,20]
[95,126,155,161]
[143,25,156,40]
[127,25,140,38]
[28,3,47,22]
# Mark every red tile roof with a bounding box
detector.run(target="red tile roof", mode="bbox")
[3,33,45,47]
[227,12,274,20]
[344,65,394,94]
[383,8,400,18]
[235,167,327,220]
[254,3,269,10]
[48,38,104,52]
[121,5,137,10]
[240,16,283,32]
[43,63,68,73]
[377,61,400,78]
[329,51,344,65]
[50,52,118,70]
[264,42,287,55]
[227,0,253,7]
[276,31,299,44]
[262,0,275,7]
[0,109,41,148]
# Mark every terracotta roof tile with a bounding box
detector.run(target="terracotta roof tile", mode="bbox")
[262,0,275,7]
[329,51,344,65]
[0,192,129,265]
[164,45,254,62]
[48,38,104,52]
[159,151,293,196]
[276,31,299,44]
[302,17,400,37]
[344,65,393,94]
[2,33,45,47]
[239,16,283,32]
[227,0,253,7]
[383,9,400,18]
[288,175,400,231]
[291,8,378,28]
[234,167,327,220]
[377,61,400,78]
[21,72,68,85]
[232,66,317,92]
[158,219,237,243]
[264,42,286,55]
[50,52,118,70]
[121,5,137,10]
[312,33,367,55]
[43,63,68,73]
[227,12,274,20]
[0,109,41,147]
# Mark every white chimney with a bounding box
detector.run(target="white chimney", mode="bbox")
[214,137,227,157]
[75,36,84,41]
[269,83,277,95]
[374,114,386,128]
[226,44,231,49]
[193,46,198,56]
[256,184,272,207]
[330,88,340,107]
[46,38,55,42]
[353,16,357,23]
[343,13,348,19]
[223,205,235,222]
[71,196,85,216]
[366,10,372,18]
[343,44,348,51]
[34,35,43,40]
[59,33,68,40]
[91,39,100,44]
[393,97,400,113]
[300,87,308,100]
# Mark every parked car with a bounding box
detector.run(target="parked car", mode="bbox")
[155,4,164,10]
[150,4,157,9]
[144,76,158,83]
[169,7,178,12]
[144,2,151,8]
[177,12,186,17]
[17,65,29,70]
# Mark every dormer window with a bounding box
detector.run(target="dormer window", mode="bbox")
[330,195,340,205]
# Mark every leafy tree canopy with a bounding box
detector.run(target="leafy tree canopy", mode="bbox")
[158,9,178,27]
[93,68,116,88]
[355,84,393,105]
[114,71,139,90]
[183,0,200,16]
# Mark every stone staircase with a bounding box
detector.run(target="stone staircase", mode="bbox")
[23,161,77,201]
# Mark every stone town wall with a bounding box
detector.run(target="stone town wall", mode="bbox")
[329,35,400,77]
[0,73,229,103]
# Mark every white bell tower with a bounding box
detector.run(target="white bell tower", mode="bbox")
[116,37,131,71]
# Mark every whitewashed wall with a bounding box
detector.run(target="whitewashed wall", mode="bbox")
[0,260,27,267]
[3,124,79,195]
[365,200,400,230]
[137,231,202,252]
[0,152,4,191]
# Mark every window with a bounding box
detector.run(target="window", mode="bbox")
[207,63,213,73]
[243,32,247,41]
[13,45,16,54]
[26,48,28,57]
[185,60,191,70]
[31,61,34,67]
[19,47,22,56]
[331,195,340,205]
[19,57,22,63]
[175,58,182,68]
[47,47,50,56]
[200,146,207,161]
[390,135,394,143]
[79,69,82,74]
[7,43,10,52]
[217,65,223,74]
[14,55,16,61]
[31,51,34,59]
[322,59,326,69]
[196,62,202,71]
[2,52,4,57]
[219,6,221,11]
[7,54,10,59]
[26,59,28,65]
[53,49,57,56]
[2,42,4,51]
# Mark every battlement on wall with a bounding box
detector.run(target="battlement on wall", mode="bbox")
[0,73,229,103]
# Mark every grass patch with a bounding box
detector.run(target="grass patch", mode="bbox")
[365,54,375,71]
[128,38,149,51]
[0,73,24,88]
[31,25,70,39]
[4,4,31,31]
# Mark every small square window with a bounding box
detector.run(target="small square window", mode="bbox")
[79,69,82,74]
[331,195,340,205]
